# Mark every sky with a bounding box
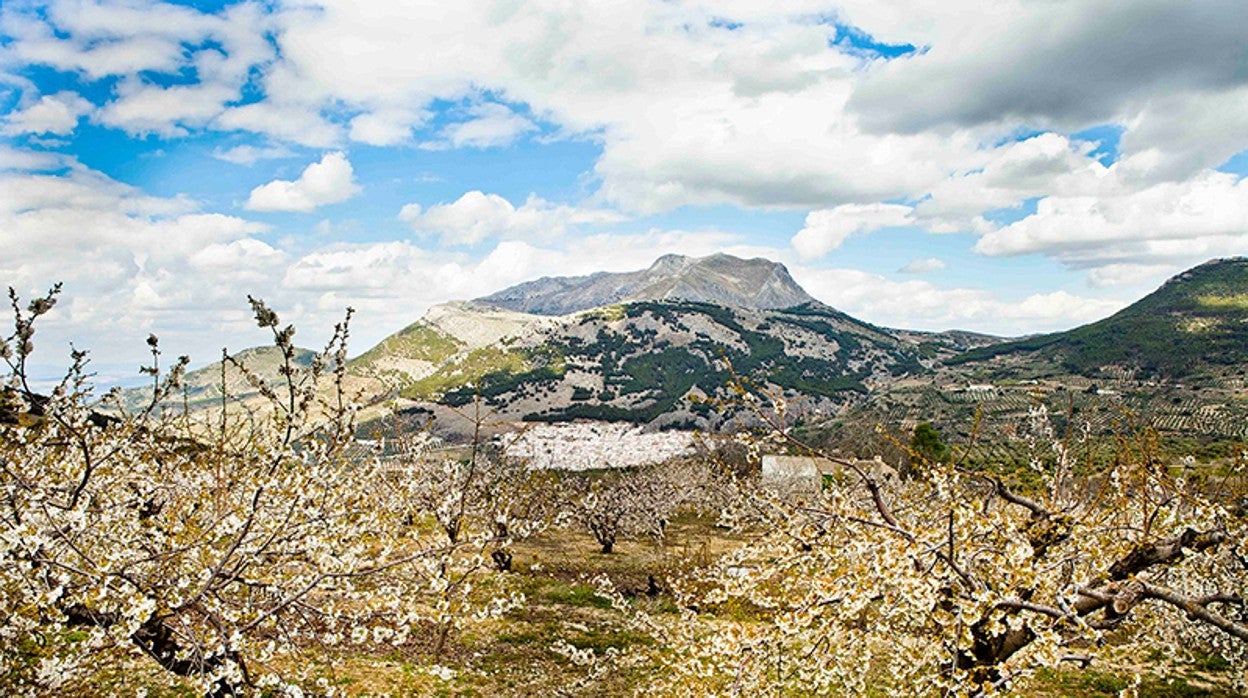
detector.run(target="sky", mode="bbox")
[2,0,1248,386]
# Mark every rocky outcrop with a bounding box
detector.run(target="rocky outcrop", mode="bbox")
[475,253,815,315]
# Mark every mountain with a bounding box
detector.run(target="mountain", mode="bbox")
[348,298,932,434]
[119,345,316,412]
[344,254,944,432]
[950,257,1248,379]
[475,253,815,315]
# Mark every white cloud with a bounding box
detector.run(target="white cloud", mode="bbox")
[246,152,362,213]
[211,144,294,166]
[3,0,275,140]
[212,1,979,211]
[975,171,1248,266]
[1086,263,1176,289]
[214,102,342,149]
[96,81,235,137]
[898,258,945,274]
[2,91,92,135]
[399,191,625,245]
[913,133,1112,231]
[9,0,1244,230]
[189,238,288,285]
[1115,85,1248,181]
[349,107,430,146]
[791,203,913,259]
[0,156,282,372]
[0,146,70,171]
[793,267,1125,336]
[424,103,537,150]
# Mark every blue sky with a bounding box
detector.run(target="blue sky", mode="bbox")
[2,0,1247,385]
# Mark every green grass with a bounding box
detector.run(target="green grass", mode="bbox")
[539,581,614,610]
[1023,668,1239,698]
[350,320,463,368]
[399,346,536,399]
[1197,293,1248,311]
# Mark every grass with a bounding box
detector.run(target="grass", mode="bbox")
[350,320,464,368]
[1020,668,1240,697]
[1197,293,1248,311]
[399,346,534,400]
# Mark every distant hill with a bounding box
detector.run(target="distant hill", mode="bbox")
[119,345,315,412]
[475,253,815,315]
[949,257,1248,379]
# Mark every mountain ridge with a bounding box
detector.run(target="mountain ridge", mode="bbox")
[950,256,1248,378]
[476,253,815,315]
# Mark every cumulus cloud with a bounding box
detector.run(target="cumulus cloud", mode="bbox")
[349,107,430,146]
[1086,263,1177,289]
[791,203,913,259]
[96,81,235,137]
[3,0,275,139]
[424,103,536,150]
[849,1,1248,134]
[913,133,1111,231]
[898,258,945,274]
[0,152,283,374]
[399,191,625,245]
[246,152,362,213]
[2,91,92,135]
[189,238,288,284]
[975,171,1248,267]
[0,146,68,171]
[11,0,1243,225]
[215,102,342,149]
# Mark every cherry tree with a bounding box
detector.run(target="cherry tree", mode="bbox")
[0,290,517,695]
[596,389,1248,695]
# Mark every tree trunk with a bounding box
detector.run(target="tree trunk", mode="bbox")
[65,604,242,697]
[491,548,513,572]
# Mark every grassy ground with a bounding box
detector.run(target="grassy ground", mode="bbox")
[79,514,1242,697]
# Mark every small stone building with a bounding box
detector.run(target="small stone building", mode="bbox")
[761,454,898,498]
[760,455,826,497]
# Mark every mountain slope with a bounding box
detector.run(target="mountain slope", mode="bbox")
[120,345,316,411]
[949,257,1248,378]
[402,299,926,430]
[476,253,815,315]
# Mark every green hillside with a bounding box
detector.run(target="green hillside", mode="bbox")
[350,320,463,368]
[950,258,1248,378]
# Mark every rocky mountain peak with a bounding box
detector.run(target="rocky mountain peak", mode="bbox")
[648,253,696,274]
[476,253,815,316]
